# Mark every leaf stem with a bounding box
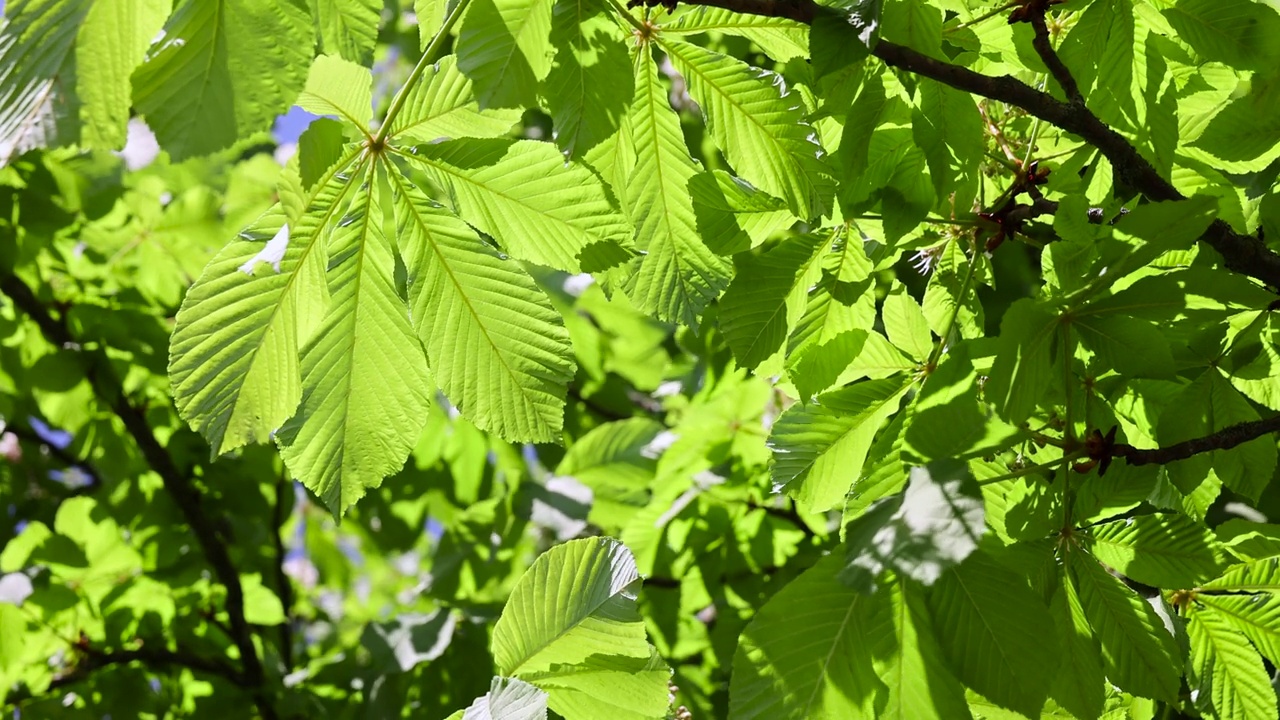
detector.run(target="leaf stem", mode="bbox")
[924,236,979,370]
[375,0,476,144]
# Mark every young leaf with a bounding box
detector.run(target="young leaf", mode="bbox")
[769,378,909,513]
[131,0,311,160]
[491,537,669,718]
[1187,605,1279,720]
[730,553,885,719]
[926,551,1060,718]
[1069,552,1181,705]
[275,173,433,517]
[404,138,632,273]
[390,177,574,443]
[659,38,830,218]
[622,49,731,325]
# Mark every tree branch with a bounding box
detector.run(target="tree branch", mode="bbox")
[0,272,275,718]
[1019,2,1081,104]
[632,0,1280,290]
[272,473,296,671]
[1114,416,1280,467]
[45,645,244,693]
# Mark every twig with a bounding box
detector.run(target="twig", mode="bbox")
[624,0,1280,290]
[272,473,296,671]
[1018,1,1081,104]
[1114,416,1280,466]
[45,645,244,693]
[0,272,275,718]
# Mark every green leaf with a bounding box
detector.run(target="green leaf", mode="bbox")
[841,459,984,590]
[926,551,1060,718]
[659,38,830,218]
[1162,0,1280,73]
[1202,559,1280,593]
[416,0,447,48]
[1048,574,1106,720]
[921,240,984,341]
[457,0,555,108]
[904,346,1017,463]
[1069,552,1181,704]
[461,677,550,720]
[720,234,824,370]
[1191,74,1280,169]
[1197,594,1280,666]
[1083,513,1227,588]
[985,299,1060,425]
[310,0,381,64]
[664,6,809,63]
[78,0,169,149]
[275,172,433,516]
[554,419,661,528]
[910,80,983,210]
[0,0,166,156]
[404,138,631,273]
[390,177,574,443]
[491,537,669,718]
[131,0,312,160]
[622,49,731,325]
[867,577,972,720]
[1157,368,1277,501]
[688,170,796,256]
[882,284,931,362]
[296,54,373,130]
[769,377,909,513]
[241,573,286,625]
[787,329,870,401]
[169,155,358,456]
[543,0,633,158]
[730,552,884,720]
[880,0,941,58]
[389,55,522,142]
[1188,605,1279,720]
[1073,314,1174,379]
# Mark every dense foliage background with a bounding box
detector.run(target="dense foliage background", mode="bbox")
[4,0,1280,718]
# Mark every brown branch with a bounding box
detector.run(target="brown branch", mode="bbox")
[630,0,1280,290]
[0,272,275,718]
[1018,2,1081,104]
[271,473,296,671]
[45,645,244,693]
[1114,416,1280,467]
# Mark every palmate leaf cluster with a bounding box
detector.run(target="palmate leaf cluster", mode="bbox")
[4,0,1280,718]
